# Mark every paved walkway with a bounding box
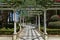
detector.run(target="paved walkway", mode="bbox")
[16,24,44,40]
[0,24,60,40]
[48,35,60,40]
[0,37,12,40]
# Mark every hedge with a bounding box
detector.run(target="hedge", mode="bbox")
[47,29,60,35]
[0,31,13,35]
[50,15,60,22]
[40,27,60,35]
[48,21,60,29]
[0,26,20,35]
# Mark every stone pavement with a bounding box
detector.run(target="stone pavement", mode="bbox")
[0,37,12,40]
[0,24,60,40]
[48,35,60,40]
[0,35,60,40]
[16,24,44,40]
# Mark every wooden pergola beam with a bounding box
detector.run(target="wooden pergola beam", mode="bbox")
[0,8,14,10]
[19,7,60,11]
[47,8,60,10]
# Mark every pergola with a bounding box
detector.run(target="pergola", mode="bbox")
[14,7,47,40]
[0,1,60,40]
[12,2,60,40]
[0,3,47,40]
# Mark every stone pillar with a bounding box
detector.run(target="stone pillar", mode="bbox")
[13,10,17,40]
[44,10,47,40]
[38,13,40,31]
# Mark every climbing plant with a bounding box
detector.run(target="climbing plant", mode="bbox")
[0,0,55,16]
[36,0,54,8]
[1,0,54,8]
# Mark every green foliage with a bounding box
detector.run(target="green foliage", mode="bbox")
[0,27,13,35]
[25,0,36,5]
[48,21,60,29]
[1,0,54,8]
[50,15,60,21]
[20,11,28,17]
[36,0,54,8]
[47,29,60,35]
[41,27,60,35]
[0,24,20,35]
[0,0,6,3]
[3,0,25,8]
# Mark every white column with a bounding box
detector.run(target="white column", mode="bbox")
[23,16,24,26]
[20,15,21,31]
[14,11,17,34]
[36,16,37,25]
[13,10,17,40]
[38,13,40,31]
[8,12,9,24]
[19,10,22,31]
[44,10,47,40]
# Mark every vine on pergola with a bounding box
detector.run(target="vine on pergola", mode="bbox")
[0,0,55,16]
[36,0,54,8]
[1,0,54,8]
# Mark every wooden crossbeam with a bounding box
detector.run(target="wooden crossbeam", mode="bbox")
[0,8,14,10]
[47,8,60,10]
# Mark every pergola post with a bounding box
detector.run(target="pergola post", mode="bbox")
[8,12,10,24]
[44,10,47,40]
[38,13,40,31]
[20,14,21,31]
[23,16,24,26]
[36,16,37,25]
[13,10,17,40]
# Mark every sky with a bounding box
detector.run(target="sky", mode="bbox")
[13,11,20,22]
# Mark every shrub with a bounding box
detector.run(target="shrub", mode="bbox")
[6,23,14,28]
[0,29,13,35]
[40,27,60,35]
[16,26,20,32]
[0,27,14,35]
[48,21,60,29]
[0,24,21,35]
[50,15,60,22]
[47,29,60,35]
